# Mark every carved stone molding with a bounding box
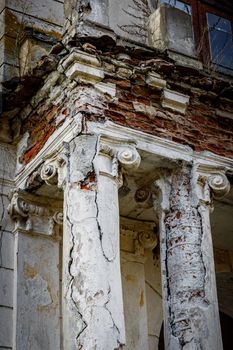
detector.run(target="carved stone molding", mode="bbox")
[120,217,158,258]
[39,140,141,191]
[208,173,230,198]
[161,88,190,114]
[117,146,141,170]
[134,186,153,209]
[197,165,230,202]
[98,141,141,186]
[8,190,63,237]
[59,49,116,97]
[40,148,68,188]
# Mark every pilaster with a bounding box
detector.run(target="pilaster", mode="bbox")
[8,190,62,350]
[120,217,158,350]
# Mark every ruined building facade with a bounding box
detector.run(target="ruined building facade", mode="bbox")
[1,0,233,349]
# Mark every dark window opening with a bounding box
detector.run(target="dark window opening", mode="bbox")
[207,13,233,71]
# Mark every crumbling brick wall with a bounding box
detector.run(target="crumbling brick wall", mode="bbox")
[16,47,233,164]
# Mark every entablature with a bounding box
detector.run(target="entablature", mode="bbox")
[15,118,233,194]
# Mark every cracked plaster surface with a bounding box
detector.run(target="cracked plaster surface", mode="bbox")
[158,166,223,350]
[62,135,125,349]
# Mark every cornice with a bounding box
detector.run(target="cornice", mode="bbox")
[15,119,233,189]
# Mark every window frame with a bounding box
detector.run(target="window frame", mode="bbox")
[197,2,233,71]
[158,0,233,73]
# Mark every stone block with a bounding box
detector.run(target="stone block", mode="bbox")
[109,0,147,43]
[146,71,167,90]
[161,88,190,114]
[2,7,62,43]
[5,0,64,27]
[0,143,16,182]
[148,4,196,57]
[0,231,14,269]
[0,195,14,232]
[0,62,19,82]
[0,307,13,348]
[63,50,104,83]
[0,269,13,307]
[0,0,6,13]
[15,233,60,350]
[19,37,51,76]
[88,0,109,26]
[145,283,163,338]
[0,35,17,67]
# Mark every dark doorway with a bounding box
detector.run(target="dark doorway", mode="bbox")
[220,311,233,350]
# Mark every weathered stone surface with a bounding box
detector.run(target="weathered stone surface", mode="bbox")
[5,0,64,27]
[63,0,152,43]
[120,217,160,350]
[1,2,233,349]
[14,232,61,350]
[161,88,190,114]
[0,231,14,269]
[121,256,149,350]
[144,249,162,340]
[0,307,13,348]
[157,166,223,350]
[61,135,127,349]
[0,268,13,307]
[148,4,196,57]
[0,194,14,232]
[0,0,63,82]
[0,143,16,182]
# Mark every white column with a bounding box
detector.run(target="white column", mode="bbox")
[41,135,140,349]
[156,165,229,350]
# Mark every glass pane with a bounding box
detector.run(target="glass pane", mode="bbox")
[207,13,233,70]
[207,13,231,33]
[160,0,192,15]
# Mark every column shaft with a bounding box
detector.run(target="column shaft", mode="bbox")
[62,135,125,349]
[158,167,223,350]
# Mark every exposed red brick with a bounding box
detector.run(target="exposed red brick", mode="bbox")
[131,85,151,97]
[45,106,58,122]
[21,62,233,163]
[24,126,55,164]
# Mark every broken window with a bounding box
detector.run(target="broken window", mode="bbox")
[207,13,233,71]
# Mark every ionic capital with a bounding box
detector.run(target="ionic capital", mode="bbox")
[197,165,230,203]
[207,173,230,198]
[98,140,141,183]
[8,190,63,237]
[40,148,68,188]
